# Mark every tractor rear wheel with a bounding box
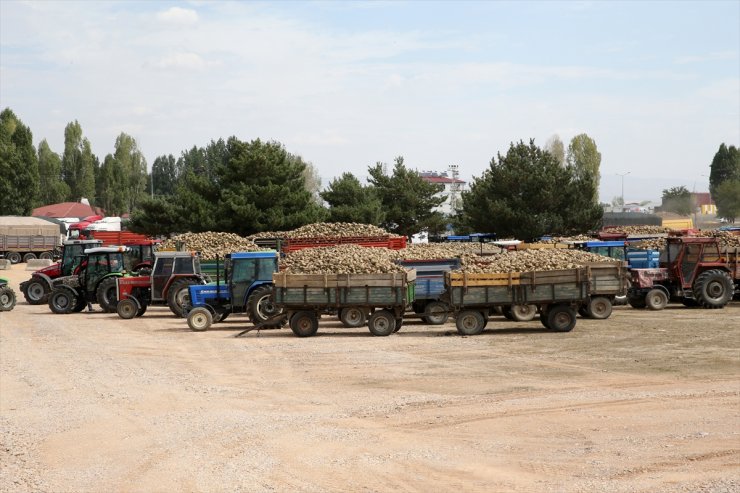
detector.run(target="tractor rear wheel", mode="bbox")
[692,269,734,309]
[586,297,612,319]
[167,278,198,316]
[645,289,668,310]
[49,288,76,314]
[22,279,49,305]
[96,277,119,313]
[0,286,16,311]
[290,311,319,337]
[455,310,485,336]
[247,285,283,328]
[117,298,139,319]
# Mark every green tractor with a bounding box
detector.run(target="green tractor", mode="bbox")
[47,246,129,314]
[0,277,17,311]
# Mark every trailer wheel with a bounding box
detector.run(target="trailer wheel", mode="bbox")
[501,305,515,321]
[511,304,537,322]
[7,252,22,264]
[0,286,16,311]
[455,310,485,336]
[393,317,403,332]
[40,251,54,260]
[49,288,75,314]
[22,279,49,305]
[339,307,366,328]
[692,269,734,309]
[96,277,119,313]
[188,307,213,332]
[117,298,139,319]
[368,310,395,336]
[424,301,449,325]
[23,253,37,262]
[578,305,590,318]
[586,297,612,319]
[290,311,319,337]
[645,289,668,310]
[547,305,577,332]
[627,294,647,309]
[539,308,551,329]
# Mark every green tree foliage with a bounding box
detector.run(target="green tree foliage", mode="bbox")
[709,143,740,198]
[566,133,602,197]
[0,108,39,215]
[459,140,602,240]
[661,186,692,215]
[218,138,327,235]
[151,154,178,196]
[544,134,565,166]
[367,156,446,238]
[713,179,740,223]
[320,172,385,224]
[112,133,148,213]
[96,154,127,215]
[37,139,70,206]
[61,120,96,202]
[128,196,182,235]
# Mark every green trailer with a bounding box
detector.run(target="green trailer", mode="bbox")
[445,267,590,335]
[272,270,416,337]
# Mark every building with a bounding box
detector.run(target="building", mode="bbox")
[419,165,466,216]
[691,192,717,214]
[32,199,103,219]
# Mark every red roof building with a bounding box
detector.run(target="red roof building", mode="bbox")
[32,202,103,218]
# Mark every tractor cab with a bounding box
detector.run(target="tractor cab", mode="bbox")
[81,247,127,294]
[59,240,104,277]
[123,240,159,274]
[661,237,723,289]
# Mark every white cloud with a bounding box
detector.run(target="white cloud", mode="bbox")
[674,51,737,64]
[156,7,199,26]
[153,52,207,71]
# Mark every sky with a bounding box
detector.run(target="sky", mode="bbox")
[1,0,738,205]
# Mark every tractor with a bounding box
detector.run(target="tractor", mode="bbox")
[47,246,129,314]
[0,277,16,311]
[184,251,282,331]
[115,251,209,319]
[20,239,103,305]
[124,240,158,275]
[627,237,739,310]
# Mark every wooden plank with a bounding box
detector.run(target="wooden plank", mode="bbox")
[273,271,415,289]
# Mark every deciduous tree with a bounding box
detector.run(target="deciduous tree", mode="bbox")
[0,108,39,215]
[713,179,740,223]
[320,172,385,224]
[61,120,96,202]
[661,186,692,216]
[709,143,740,199]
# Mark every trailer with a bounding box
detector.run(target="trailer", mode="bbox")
[272,270,416,337]
[0,216,62,263]
[444,267,590,335]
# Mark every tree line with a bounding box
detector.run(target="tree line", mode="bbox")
[3,105,736,238]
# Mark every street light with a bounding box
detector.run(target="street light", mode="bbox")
[616,172,630,211]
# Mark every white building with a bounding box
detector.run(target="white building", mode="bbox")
[419,165,466,216]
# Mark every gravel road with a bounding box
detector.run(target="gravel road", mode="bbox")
[1,263,738,492]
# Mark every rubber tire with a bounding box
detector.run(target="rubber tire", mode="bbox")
[424,301,449,325]
[539,309,551,329]
[578,306,590,318]
[339,307,366,328]
[501,305,515,321]
[167,278,198,316]
[290,311,319,337]
[247,285,283,328]
[117,298,139,319]
[368,310,396,336]
[692,269,734,309]
[40,251,54,260]
[49,288,76,314]
[136,303,147,317]
[456,310,486,336]
[188,307,213,332]
[394,317,403,333]
[23,252,37,262]
[586,297,612,320]
[22,279,49,305]
[511,304,537,322]
[628,294,647,309]
[7,252,22,264]
[96,277,119,313]
[681,298,699,307]
[645,289,668,310]
[547,305,577,332]
[0,286,16,311]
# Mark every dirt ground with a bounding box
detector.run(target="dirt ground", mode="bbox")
[1,263,738,493]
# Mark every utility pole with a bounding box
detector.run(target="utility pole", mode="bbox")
[617,172,630,211]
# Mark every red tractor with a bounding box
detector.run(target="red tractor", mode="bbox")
[115,251,209,318]
[627,237,739,310]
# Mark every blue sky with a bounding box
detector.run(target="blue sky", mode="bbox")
[1,0,738,204]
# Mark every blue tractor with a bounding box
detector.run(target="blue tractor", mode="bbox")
[185,251,283,331]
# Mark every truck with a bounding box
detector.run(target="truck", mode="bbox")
[0,277,16,311]
[115,251,209,318]
[184,252,283,331]
[47,246,130,314]
[271,270,416,337]
[444,267,591,335]
[19,239,103,304]
[0,216,63,263]
[627,237,739,310]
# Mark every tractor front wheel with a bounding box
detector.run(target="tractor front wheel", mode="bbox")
[645,289,668,310]
[0,286,17,311]
[49,289,76,314]
[188,307,213,332]
[117,298,139,319]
